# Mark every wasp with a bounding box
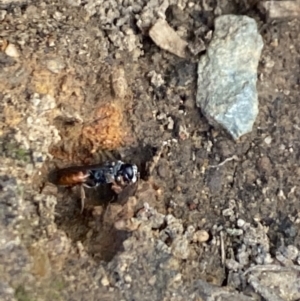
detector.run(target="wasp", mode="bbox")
[52,161,139,212]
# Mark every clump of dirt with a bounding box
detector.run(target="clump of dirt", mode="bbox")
[81,101,130,152]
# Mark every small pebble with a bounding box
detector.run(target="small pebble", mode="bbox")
[156,112,166,120]
[275,251,290,265]
[48,37,55,47]
[178,125,189,140]
[237,219,245,228]
[222,208,234,217]
[25,5,38,16]
[172,273,182,282]
[264,253,274,264]
[5,43,20,58]
[264,136,272,145]
[0,10,7,21]
[124,274,132,283]
[27,116,34,125]
[237,245,249,266]
[101,276,110,286]
[148,70,165,87]
[226,228,243,236]
[32,151,44,163]
[157,164,168,178]
[265,57,275,69]
[66,0,81,6]
[282,245,298,261]
[167,116,174,130]
[171,237,190,259]
[46,58,65,73]
[53,11,63,20]
[185,225,196,236]
[192,230,209,243]
[283,89,290,96]
[40,94,56,111]
[119,263,127,272]
[30,93,41,107]
[148,275,156,286]
[225,258,241,271]
[149,19,188,58]
[25,164,34,175]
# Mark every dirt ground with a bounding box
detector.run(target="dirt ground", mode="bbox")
[1,0,300,300]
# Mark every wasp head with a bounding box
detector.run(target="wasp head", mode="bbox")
[116,163,138,184]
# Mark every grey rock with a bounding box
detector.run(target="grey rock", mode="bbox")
[243,222,269,252]
[222,208,234,217]
[196,15,263,139]
[281,245,298,261]
[275,251,293,266]
[226,258,242,271]
[195,279,255,301]
[248,269,300,301]
[226,228,243,236]
[236,244,249,266]
[171,236,190,259]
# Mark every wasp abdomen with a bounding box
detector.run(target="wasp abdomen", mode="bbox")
[55,170,89,187]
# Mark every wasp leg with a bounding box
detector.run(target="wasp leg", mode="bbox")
[111,178,127,194]
[103,149,117,161]
[92,150,115,163]
[80,185,86,213]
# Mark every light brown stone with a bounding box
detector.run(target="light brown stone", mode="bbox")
[149,19,187,58]
[261,1,300,18]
